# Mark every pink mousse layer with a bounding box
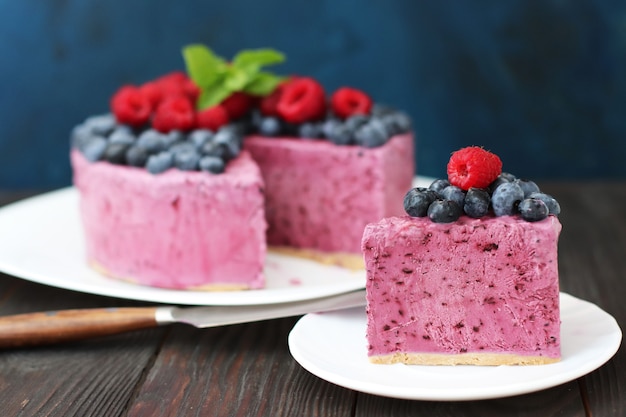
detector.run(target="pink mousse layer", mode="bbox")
[71,150,266,289]
[243,133,414,253]
[363,215,561,359]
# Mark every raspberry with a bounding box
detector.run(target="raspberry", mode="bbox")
[221,92,253,120]
[259,77,296,116]
[330,87,373,119]
[152,97,196,133]
[110,85,152,127]
[447,146,503,190]
[139,82,164,110]
[196,105,230,131]
[155,71,200,103]
[276,77,326,123]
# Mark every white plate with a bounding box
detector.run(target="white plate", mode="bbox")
[288,293,622,401]
[0,188,368,305]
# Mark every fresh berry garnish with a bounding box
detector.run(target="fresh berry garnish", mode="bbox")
[331,87,373,119]
[403,188,439,217]
[463,188,491,218]
[276,77,326,123]
[196,105,230,131]
[491,182,524,216]
[152,97,196,133]
[110,85,152,127]
[513,178,540,198]
[518,198,549,222]
[447,147,502,190]
[528,192,561,215]
[440,185,466,209]
[154,71,200,103]
[138,82,164,110]
[427,199,462,223]
[221,92,253,120]
[428,179,451,193]
[259,77,296,116]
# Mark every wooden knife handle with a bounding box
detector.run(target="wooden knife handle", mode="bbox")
[0,307,160,348]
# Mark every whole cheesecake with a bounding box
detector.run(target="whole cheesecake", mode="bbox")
[363,147,562,365]
[70,45,416,289]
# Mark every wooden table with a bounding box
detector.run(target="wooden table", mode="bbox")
[0,183,623,417]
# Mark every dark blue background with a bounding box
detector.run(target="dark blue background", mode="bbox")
[1,1,624,189]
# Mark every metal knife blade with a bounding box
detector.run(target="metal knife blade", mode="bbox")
[0,290,366,348]
[156,289,366,327]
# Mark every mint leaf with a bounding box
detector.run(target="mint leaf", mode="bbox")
[197,85,233,109]
[224,66,251,91]
[182,44,227,87]
[233,49,285,73]
[244,72,286,96]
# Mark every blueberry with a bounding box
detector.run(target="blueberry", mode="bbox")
[71,124,92,150]
[514,179,540,197]
[169,141,196,155]
[188,129,213,150]
[464,188,491,218]
[125,146,149,167]
[174,149,201,171]
[81,137,108,162]
[518,198,549,222]
[371,104,395,117]
[137,129,167,154]
[380,112,411,135]
[324,121,353,145]
[298,122,323,139]
[199,156,225,174]
[427,199,462,223]
[440,185,466,208]
[146,151,174,174]
[108,127,135,145]
[259,117,282,136]
[103,143,130,165]
[492,182,525,216]
[214,128,241,160]
[83,114,117,136]
[354,120,387,148]
[428,178,450,194]
[167,130,185,144]
[344,115,369,132]
[489,172,516,193]
[201,141,230,160]
[403,187,439,217]
[528,192,561,215]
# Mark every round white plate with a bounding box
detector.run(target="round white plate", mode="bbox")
[0,187,369,305]
[288,292,622,401]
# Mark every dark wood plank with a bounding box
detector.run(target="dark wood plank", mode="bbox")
[126,317,357,417]
[0,274,167,417]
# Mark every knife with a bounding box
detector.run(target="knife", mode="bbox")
[0,290,365,348]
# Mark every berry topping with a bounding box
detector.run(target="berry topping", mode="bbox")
[528,192,561,215]
[447,147,503,190]
[463,188,491,218]
[221,92,253,120]
[440,185,466,209]
[403,188,439,217]
[491,182,525,216]
[427,199,462,223]
[110,86,152,127]
[428,178,451,193]
[514,178,540,198]
[330,87,373,119]
[152,97,196,133]
[276,77,326,123]
[518,198,549,222]
[196,105,230,131]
